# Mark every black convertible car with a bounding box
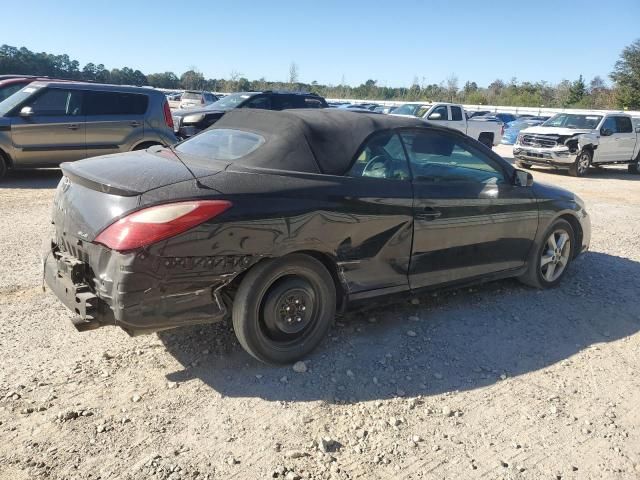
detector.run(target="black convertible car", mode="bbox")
[44,109,590,364]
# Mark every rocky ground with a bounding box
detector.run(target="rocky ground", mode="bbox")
[1,145,639,479]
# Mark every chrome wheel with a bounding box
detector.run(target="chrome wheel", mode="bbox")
[540,230,571,282]
[577,151,590,175]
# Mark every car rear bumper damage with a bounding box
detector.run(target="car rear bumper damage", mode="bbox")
[513,145,577,168]
[43,239,255,336]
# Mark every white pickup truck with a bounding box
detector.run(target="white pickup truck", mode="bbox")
[513,112,640,176]
[392,102,504,149]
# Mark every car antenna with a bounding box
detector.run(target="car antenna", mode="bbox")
[166,144,213,190]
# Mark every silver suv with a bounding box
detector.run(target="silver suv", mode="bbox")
[0,81,177,179]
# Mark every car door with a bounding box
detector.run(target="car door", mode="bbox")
[613,116,636,161]
[448,105,466,133]
[596,116,618,163]
[339,130,414,294]
[84,90,146,158]
[10,87,85,167]
[401,129,538,289]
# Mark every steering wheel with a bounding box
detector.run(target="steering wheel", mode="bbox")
[362,155,391,178]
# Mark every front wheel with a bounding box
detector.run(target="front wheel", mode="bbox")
[628,156,640,174]
[232,254,336,364]
[519,219,575,289]
[568,149,591,177]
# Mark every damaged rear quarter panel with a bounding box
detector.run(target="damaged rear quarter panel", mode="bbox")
[142,169,415,301]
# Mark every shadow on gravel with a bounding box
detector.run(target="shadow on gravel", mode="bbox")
[160,252,640,403]
[0,168,61,189]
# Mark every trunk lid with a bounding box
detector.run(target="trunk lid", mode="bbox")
[55,147,227,243]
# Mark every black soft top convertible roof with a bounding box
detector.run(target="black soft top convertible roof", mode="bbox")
[212,109,426,175]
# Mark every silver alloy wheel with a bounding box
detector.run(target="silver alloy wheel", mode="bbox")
[577,152,590,174]
[540,229,571,282]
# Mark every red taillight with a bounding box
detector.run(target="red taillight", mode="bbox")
[163,100,174,130]
[94,200,232,251]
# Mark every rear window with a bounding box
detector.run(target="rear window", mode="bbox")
[84,91,148,115]
[175,128,265,161]
[182,92,201,100]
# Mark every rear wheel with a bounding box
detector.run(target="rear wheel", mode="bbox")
[568,149,591,177]
[519,219,575,289]
[0,151,8,180]
[232,254,336,364]
[478,133,493,149]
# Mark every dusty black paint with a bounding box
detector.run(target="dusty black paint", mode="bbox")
[44,111,591,336]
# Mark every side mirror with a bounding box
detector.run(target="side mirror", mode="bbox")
[600,127,613,136]
[19,106,34,118]
[428,112,442,120]
[635,125,640,133]
[515,169,533,187]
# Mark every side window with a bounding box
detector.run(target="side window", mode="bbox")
[272,95,296,110]
[0,83,24,102]
[450,106,463,121]
[601,116,618,133]
[242,95,271,110]
[84,91,148,115]
[401,130,506,184]
[27,89,82,116]
[427,105,449,121]
[347,132,410,180]
[615,116,632,133]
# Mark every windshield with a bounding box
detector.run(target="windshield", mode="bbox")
[181,92,202,100]
[206,92,258,111]
[393,104,427,116]
[175,128,265,161]
[0,85,39,116]
[542,114,602,129]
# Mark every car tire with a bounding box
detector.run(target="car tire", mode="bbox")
[515,160,531,170]
[232,253,336,364]
[132,142,162,151]
[478,133,493,149]
[0,153,7,180]
[568,149,591,177]
[628,156,640,174]
[518,219,575,289]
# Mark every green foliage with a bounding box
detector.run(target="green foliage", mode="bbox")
[0,43,626,110]
[610,39,640,110]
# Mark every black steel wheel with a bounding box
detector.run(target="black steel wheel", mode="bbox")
[232,254,336,364]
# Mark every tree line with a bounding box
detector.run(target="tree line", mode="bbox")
[1,40,639,110]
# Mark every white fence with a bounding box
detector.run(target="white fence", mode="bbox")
[326,98,640,118]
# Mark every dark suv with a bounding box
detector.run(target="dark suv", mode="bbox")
[172,90,328,138]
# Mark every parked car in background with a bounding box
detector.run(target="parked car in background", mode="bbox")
[373,105,396,114]
[395,102,504,148]
[0,81,177,179]
[172,90,328,138]
[167,92,183,109]
[0,76,62,102]
[391,102,432,117]
[179,91,218,109]
[501,118,546,145]
[476,112,517,124]
[44,109,590,364]
[466,110,491,118]
[514,112,640,176]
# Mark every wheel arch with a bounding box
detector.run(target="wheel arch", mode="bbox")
[131,140,163,151]
[0,146,13,168]
[227,250,347,312]
[557,213,583,259]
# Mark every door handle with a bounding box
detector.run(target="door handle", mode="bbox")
[67,124,79,130]
[416,207,442,221]
[130,121,142,128]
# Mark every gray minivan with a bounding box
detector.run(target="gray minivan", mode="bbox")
[0,81,177,179]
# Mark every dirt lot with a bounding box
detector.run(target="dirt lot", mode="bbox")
[1,145,639,480]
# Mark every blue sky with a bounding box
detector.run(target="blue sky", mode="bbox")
[3,0,639,87]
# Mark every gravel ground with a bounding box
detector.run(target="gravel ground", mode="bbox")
[1,145,639,480]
